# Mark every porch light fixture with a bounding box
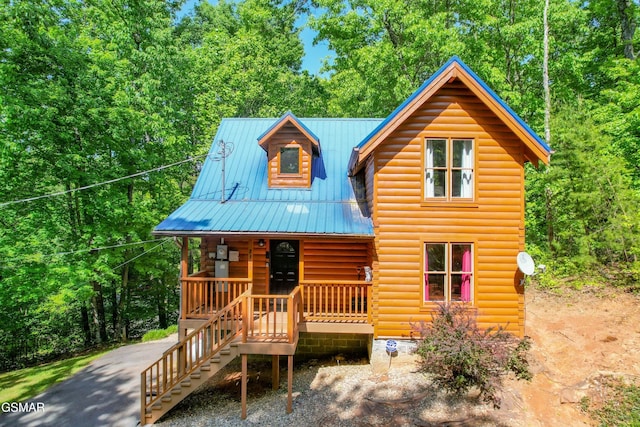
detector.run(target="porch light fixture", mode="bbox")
[258,239,265,247]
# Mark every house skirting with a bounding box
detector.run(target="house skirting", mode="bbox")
[295,332,371,361]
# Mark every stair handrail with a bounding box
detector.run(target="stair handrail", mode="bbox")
[141,287,251,422]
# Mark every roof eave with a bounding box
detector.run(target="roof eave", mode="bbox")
[347,147,360,176]
[257,112,321,153]
[152,230,374,239]
[454,65,551,165]
[354,57,551,167]
[356,62,457,164]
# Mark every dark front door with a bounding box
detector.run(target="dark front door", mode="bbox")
[270,240,299,294]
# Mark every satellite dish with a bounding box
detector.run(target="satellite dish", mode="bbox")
[517,252,536,276]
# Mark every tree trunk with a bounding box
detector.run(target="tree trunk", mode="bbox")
[543,0,551,143]
[110,283,118,338]
[545,187,555,251]
[617,0,637,59]
[80,304,92,347]
[91,281,108,343]
[157,285,168,329]
[118,263,130,342]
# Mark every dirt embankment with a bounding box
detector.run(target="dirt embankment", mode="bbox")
[502,285,640,426]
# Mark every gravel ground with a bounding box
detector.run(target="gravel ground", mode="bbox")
[155,353,520,427]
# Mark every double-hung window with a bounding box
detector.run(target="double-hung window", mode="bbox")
[424,243,473,303]
[425,138,474,200]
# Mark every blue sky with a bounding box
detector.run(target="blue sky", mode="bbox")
[178,0,334,76]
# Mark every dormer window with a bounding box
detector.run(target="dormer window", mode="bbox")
[257,112,321,188]
[280,147,301,175]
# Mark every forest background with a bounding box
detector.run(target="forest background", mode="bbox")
[1,0,639,370]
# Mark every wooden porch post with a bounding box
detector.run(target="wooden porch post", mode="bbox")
[287,355,293,414]
[248,239,254,283]
[180,237,189,319]
[241,354,248,419]
[272,355,280,390]
[140,372,146,425]
[178,237,188,374]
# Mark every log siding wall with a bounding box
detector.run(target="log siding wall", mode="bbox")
[266,124,313,188]
[302,240,370,282]
[371,81,526,338]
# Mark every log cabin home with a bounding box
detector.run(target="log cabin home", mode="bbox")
[141,56,551,424]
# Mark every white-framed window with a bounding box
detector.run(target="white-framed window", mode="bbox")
[425,138,474,200]
[423,243,473,302]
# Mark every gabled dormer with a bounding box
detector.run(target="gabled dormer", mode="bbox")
[257,112,320,188]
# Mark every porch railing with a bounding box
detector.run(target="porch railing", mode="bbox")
[300,280,371,323]
[182,277,251,319]
[243,287,302,343]
[181,276,371,324]
[141,287,249,421]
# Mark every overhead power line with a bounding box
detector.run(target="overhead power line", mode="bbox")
[0,154,208,207]
[111,239,171,270]
[0,238,172,266]
[49,238,170,257]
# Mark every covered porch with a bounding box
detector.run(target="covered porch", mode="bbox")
[176,235,374,338]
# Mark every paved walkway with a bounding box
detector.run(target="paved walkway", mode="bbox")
[0,335,178,427]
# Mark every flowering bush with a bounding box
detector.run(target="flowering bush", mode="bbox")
[413,303,531,408]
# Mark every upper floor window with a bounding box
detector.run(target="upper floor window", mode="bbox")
[425,138,474,200]
[279,147,300,175]
[424,242,473,303]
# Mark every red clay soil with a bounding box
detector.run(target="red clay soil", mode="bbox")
[500,285,640,426]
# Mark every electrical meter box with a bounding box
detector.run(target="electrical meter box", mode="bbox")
[215,261,229,278]
[216,245,228,260]
[215,261,229,292]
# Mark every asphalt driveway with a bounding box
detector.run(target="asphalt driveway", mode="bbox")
[0,335,178,427]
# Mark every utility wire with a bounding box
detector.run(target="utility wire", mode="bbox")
[48,238,169,258]
[0,154,208,207]
[111,238,170,271]
[0,238,172,266]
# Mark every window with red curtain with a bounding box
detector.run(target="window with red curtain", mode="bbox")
[424,243,473,303]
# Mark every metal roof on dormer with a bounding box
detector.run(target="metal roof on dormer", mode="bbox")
[257,111,321,154]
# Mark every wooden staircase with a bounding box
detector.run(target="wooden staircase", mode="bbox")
[143,341,240,424]
[140,291,247,425]
[141,286,306,425]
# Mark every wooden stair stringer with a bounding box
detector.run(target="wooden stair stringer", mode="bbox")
[144,340,240,425]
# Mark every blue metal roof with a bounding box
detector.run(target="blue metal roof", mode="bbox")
[357,56,552,154]
[155,118,382,236]
[256,111,320,149]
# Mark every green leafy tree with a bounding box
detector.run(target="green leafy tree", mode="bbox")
[526,104,640,267]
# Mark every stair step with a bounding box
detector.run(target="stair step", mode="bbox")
[211,357,221,363]
[162,396,172,403]
[201,364,211,371]
[181,380,191,387]
[191,373,201,380]
[171,388,182,395]
[220,348,231,355]
[152,402,162,410]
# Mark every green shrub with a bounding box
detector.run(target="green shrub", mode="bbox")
[413,303,532,408]
[142,325,178,342]
[589,378,640,426]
